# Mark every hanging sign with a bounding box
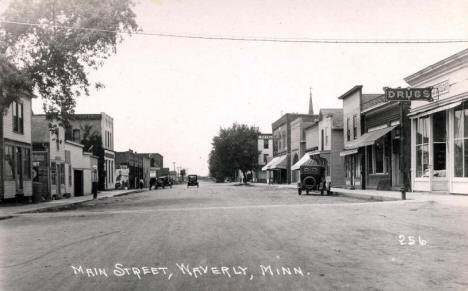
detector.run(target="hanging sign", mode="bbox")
[384,87,433,102]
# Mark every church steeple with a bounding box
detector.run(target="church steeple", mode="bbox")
[308,87,314,115]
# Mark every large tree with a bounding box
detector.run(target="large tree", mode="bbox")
[209,123,259,183]
[0,0,139,126]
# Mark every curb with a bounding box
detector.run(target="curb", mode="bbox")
[17,190,146,214]
[113,190,144,197]
[332,189,403,202]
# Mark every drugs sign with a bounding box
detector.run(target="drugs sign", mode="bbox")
[384,87,433,102]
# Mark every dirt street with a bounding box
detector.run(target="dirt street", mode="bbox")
[1,182,468,290]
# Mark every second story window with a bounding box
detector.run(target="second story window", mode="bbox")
[325,128,329,146]
[346,117,351,141]
[12,101,24,134]
[73,129,81,142]
[264,139,269,149]
[353,115,357,139]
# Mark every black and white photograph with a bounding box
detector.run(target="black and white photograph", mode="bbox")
[1,0,468,290]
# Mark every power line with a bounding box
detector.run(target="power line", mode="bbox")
[1,20,468,44]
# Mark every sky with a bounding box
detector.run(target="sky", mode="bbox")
[7,0,468,175]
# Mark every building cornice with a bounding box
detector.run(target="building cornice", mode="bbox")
[338,85,362,100]
[404,48,468,86]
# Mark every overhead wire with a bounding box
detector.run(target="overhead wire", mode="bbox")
[1,20,468,44]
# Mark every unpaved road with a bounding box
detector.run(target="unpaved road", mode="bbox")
[1,182,468,290]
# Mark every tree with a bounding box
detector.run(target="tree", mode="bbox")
[0,0,139,127]
[209,123,259,183]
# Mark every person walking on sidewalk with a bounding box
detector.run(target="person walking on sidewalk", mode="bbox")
[92,167,99,199]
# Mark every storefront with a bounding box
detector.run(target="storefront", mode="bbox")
[3,141,32,199]
[262,154,288,184]
[405,48,468,194]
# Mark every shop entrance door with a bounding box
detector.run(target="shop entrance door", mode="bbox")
[432,111,448,191]
[74,170,84,196]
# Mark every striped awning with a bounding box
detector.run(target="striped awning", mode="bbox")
[261,155,288,171]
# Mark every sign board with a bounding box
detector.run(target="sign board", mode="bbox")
[384,87,433,102]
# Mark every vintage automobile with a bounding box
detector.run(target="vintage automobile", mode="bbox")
[158,176,173,189]
[150,176,172,189]
[297,160,331,195]
[187,175,199,188]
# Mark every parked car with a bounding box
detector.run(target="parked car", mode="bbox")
[297,160,330,195]
[158,176,173,189]
[187,175,199,188]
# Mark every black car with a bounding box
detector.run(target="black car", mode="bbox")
[187,175,199,187]
[158,176,173,188]
[297,161,330,195]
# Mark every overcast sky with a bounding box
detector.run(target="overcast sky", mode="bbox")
[25,0,468,175]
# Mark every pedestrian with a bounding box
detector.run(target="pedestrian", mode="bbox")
[92,167,98,199]
[139,178,144,189]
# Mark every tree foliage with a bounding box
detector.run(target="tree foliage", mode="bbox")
[209,123,259,183]
[0,0,139,125]
[0,55,33,114]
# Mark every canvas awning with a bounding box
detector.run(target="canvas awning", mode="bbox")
[291,151,330,170]
[291,153,312,171]
[340,149,358,157]
[261,155,288,171]
[345,126,397,150]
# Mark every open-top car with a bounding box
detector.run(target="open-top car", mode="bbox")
[187,175,199,188]
[297,159,331,195]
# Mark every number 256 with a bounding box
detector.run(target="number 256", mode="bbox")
[398,235,427,246]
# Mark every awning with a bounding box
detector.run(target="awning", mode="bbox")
[291,153,312,171]
[345,126,396,150]
[261,155,288,171]
[340,149,358,157]
[409,101,462,119]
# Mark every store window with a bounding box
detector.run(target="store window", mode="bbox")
[454,102,468,177]
[22,148,31,180]
[60,164,65,185]
[433,111,447,177]
[374,139,385,173]
[367,145,373,174]
[416,116,430,177]
[51,162,57,185]
[4,145,15,180]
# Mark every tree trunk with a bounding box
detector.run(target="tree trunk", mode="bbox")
[241,169,247,184]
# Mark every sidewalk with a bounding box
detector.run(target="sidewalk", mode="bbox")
[0,188,145,217]
[250,182,468,206]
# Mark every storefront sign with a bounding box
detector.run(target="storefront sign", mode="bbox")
[259,135,273,139]
[384,87,433,102]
